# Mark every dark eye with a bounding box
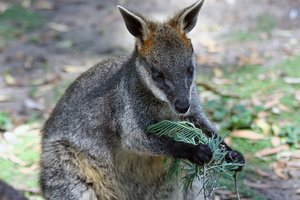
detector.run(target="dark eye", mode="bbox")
[152,70,165,83]
[187,65,194,76]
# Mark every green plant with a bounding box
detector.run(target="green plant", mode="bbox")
[0,112,10,131]
[0,5,44,39]
[204,99,260,131]
[147,120,243,199]
[279,125,300,147]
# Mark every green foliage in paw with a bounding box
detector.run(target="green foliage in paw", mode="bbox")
[147,120,243,198]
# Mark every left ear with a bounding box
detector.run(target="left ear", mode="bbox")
[170,0,204,34]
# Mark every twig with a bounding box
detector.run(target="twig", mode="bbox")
[203,165,209,200]
[196,81,240,99]
[16,187,41,196]
[234,172,241,200]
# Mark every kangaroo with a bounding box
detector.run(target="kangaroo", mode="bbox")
[40,1,244,199]
[0,180,28,200]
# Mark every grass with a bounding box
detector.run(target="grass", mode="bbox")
[0,5,45,49]
[208,55,300,125]
[196,54,300,198]
[0,123,41,199]
[225,13,276,42]
[218,172,266,200]
[0,112,11,130]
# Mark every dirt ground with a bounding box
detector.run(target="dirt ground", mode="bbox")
[0,0,300,199]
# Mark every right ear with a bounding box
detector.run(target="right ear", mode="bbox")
[117,5,149,42]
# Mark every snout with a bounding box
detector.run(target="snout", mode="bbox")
[174,99,190,114]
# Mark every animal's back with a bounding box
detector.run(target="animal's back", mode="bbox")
[41,56,131,199]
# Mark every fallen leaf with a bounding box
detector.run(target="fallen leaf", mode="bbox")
[48,22,70,32]
[196,54,220,65]
[255,119,271,135]
[289,169,300,179]
[0,2,9,13]
[243,179,272,189]
[213,68,223,78]
[28,75,61,87]
[271,136,281,147]
[19,163,39,174]
[271,124,281,136]
[62,65,85,73]
[15,51,25,60]
[264,98,280,109]
[287,161,300,168]
[255,145,289,157]
[231,130,264,140]
[34,0,55,10]
[24,99,45,110]
[238,53,263,66]
[56,40,73,48]
[0,95,13,102]
[224,137,231,145]
[253,168,271,178]
[257,111,269,119]
[3,73,19,86]
[295,91,300,103]
[251,94,262,106]
[199,37,221,53]
[271,161,289,179]
[277,151,300,160]
[278,104,290,112]
[212,78,233,85]
[274,167,289,179]
[284,77,300,84]
[271,107,280,114]
[24,56,34,69]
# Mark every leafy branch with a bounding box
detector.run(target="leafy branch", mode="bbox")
[147,120,243,199]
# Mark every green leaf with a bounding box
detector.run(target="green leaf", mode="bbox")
[146,120,244,199]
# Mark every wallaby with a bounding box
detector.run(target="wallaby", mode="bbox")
[0,180,28,200]
[40,1,244,199]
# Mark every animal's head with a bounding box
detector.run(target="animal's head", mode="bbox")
[118,0,204,114]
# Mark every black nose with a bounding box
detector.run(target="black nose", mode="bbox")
[175,99,190,114]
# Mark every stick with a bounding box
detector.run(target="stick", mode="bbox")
[17,187,41,196]
[234,172,241,200]
[196,81,240,99]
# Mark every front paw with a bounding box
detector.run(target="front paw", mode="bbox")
[189,144,212,165]
[225,150,245,171]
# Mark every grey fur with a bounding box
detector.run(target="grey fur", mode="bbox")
[40,1,243,199]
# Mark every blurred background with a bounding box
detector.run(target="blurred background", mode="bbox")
[0,0,299,199]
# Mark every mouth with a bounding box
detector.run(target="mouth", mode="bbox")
[173,105,190,115]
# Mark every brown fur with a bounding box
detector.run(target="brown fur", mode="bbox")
[114,150,168,184]
[138,22,157,55]
[73,152,120,200]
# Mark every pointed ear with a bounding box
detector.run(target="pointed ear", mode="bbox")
[117,5,149,41]
[170,0,204,33]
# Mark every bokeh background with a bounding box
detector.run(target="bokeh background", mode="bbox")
[0,0,299,199]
